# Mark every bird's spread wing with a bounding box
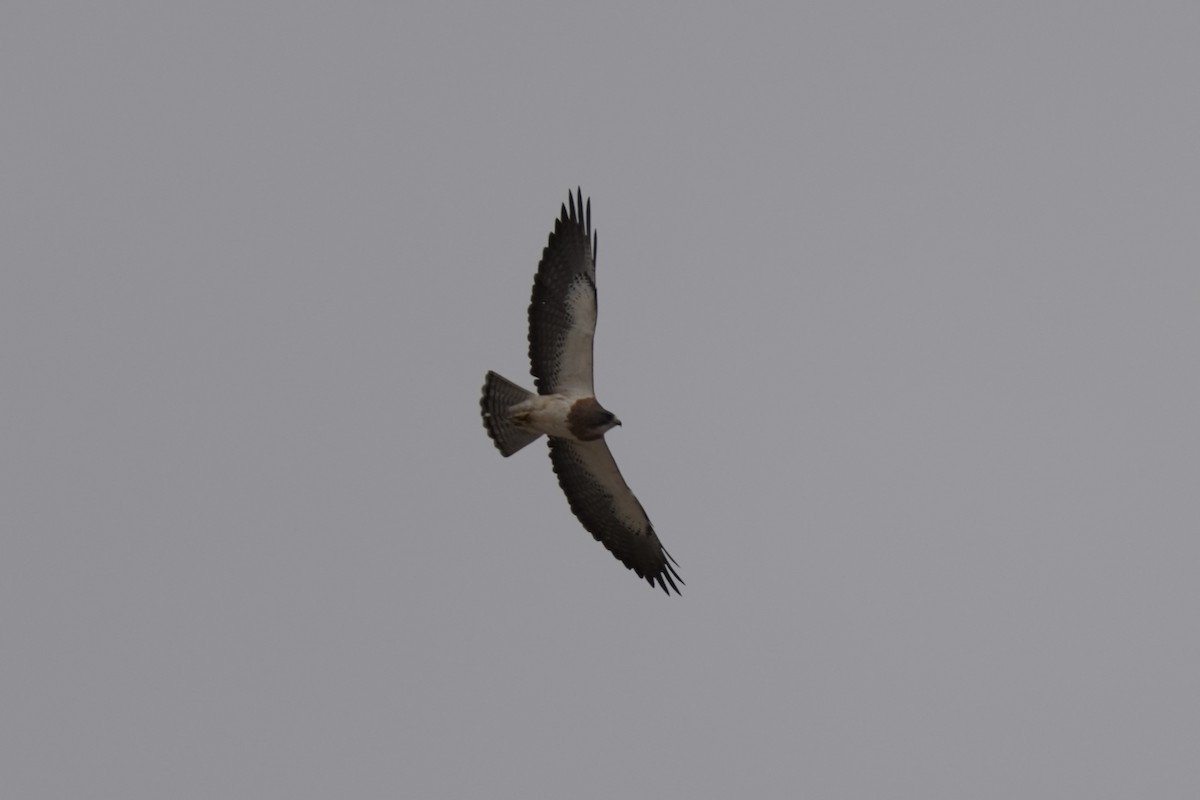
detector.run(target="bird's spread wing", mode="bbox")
[528,188,597,395]
[548,438,682,594]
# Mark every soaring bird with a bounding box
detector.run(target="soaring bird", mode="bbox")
[480,189,681,594]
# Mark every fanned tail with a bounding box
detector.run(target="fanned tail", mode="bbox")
[480,371,542,456]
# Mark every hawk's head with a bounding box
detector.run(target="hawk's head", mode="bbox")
[567,398,622,441]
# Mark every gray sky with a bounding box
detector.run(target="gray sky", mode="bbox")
[4,3,1198,798]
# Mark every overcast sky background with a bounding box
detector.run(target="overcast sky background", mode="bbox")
[4,3,1198,798]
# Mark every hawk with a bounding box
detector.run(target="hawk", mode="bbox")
[480,189,682,594]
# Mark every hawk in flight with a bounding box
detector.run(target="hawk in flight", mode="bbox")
[480,189,682,594]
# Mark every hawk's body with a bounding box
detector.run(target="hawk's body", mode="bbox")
[480,189,681,594]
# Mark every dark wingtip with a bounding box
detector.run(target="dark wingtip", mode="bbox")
[649,549,684,595]
[567,187,595,262]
